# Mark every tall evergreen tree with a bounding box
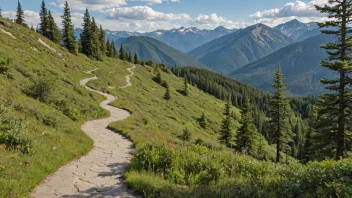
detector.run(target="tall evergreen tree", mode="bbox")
[106,39,111,56]
[268,66,294,163]
[119,44,127,60]
[134,53,140,64]
[90,17,102,60]
[16,0,26,26]
[112,42,118,58]
[61,1,77,54]
[80,9,92,57]
[47,11,61,44]
[235,96,258,154]
[315,0,352,160]
[99,25,106,56]
[39,0,49,37]
[127,51,133,62]
[304,105,318,162]
[219,98,234,146]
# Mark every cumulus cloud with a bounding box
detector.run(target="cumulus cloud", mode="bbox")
[128,0,180,5]
[2,10,40,27]
[250,0,329,26]
[106,6,190,21]
[52,0,127,11]
[193,13,250,29]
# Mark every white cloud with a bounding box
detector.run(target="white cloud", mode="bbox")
[52,0,127,11]
[106,6,190,21]
[193,13,250,29]
[250,0,329,26]
[3,10,40,27]
[128,0,180,5]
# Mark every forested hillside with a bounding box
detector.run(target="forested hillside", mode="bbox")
[115,36,206,68]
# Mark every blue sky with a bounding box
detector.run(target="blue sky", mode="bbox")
[0,0,328,32]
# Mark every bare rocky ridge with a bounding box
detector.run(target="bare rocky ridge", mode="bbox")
[31,65,137,198]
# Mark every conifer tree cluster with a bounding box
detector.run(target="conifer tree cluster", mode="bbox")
[38,1,61,44]
[80,9,105,60]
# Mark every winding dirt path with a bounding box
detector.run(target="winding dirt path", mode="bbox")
[32,65,136,198]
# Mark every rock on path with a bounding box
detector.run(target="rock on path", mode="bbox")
[32,65,137,198]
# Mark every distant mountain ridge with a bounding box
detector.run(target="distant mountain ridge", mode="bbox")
[74,26,237,52]
[188,23,293,74]
[230,34,334,96]
[114,36,206,68]
[274,19,318,40]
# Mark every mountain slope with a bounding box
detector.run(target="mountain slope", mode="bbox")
[274,19,318,40]
[188,24,293,74]
[75,26,236,52]
[115,36,206,68]
[230,34,334,96]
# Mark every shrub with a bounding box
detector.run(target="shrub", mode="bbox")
[0,57,13,78]
[27,76,57,103]
[128,143,352,197]
[0,106,33,155]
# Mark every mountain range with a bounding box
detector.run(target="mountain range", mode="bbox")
[230,34,334,96]
[274,19,318,41]
[188,23,293,74]
[114,36,206,68]
[75,26,237,53]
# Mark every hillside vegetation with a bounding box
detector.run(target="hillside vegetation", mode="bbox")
[0,18,131,197]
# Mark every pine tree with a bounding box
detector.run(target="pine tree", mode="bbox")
[315,0,352,160]
[134,53,140,64]
[128,51,133,62]
[268,66,294,163]
[99,25,106,56]
[90,17,102,60]
[80,9,93,57]
[219,98,234,146]
[16,0,26,26]
[61,1,77,54]
[106,39,111,56]
[199,113,207,129]
[304,105,318,163]
[39,0,49,37]
[183,78,188,96]
[0,7,2,18]
[235,96,258,155]
[112,42,118,58]
[119,44,127,60]
[163,82,171,100]
[48,11,61,44]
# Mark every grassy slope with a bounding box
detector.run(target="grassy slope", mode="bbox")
[0,19,130,197]
[0,18,240,197]
[88,64,241,149]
